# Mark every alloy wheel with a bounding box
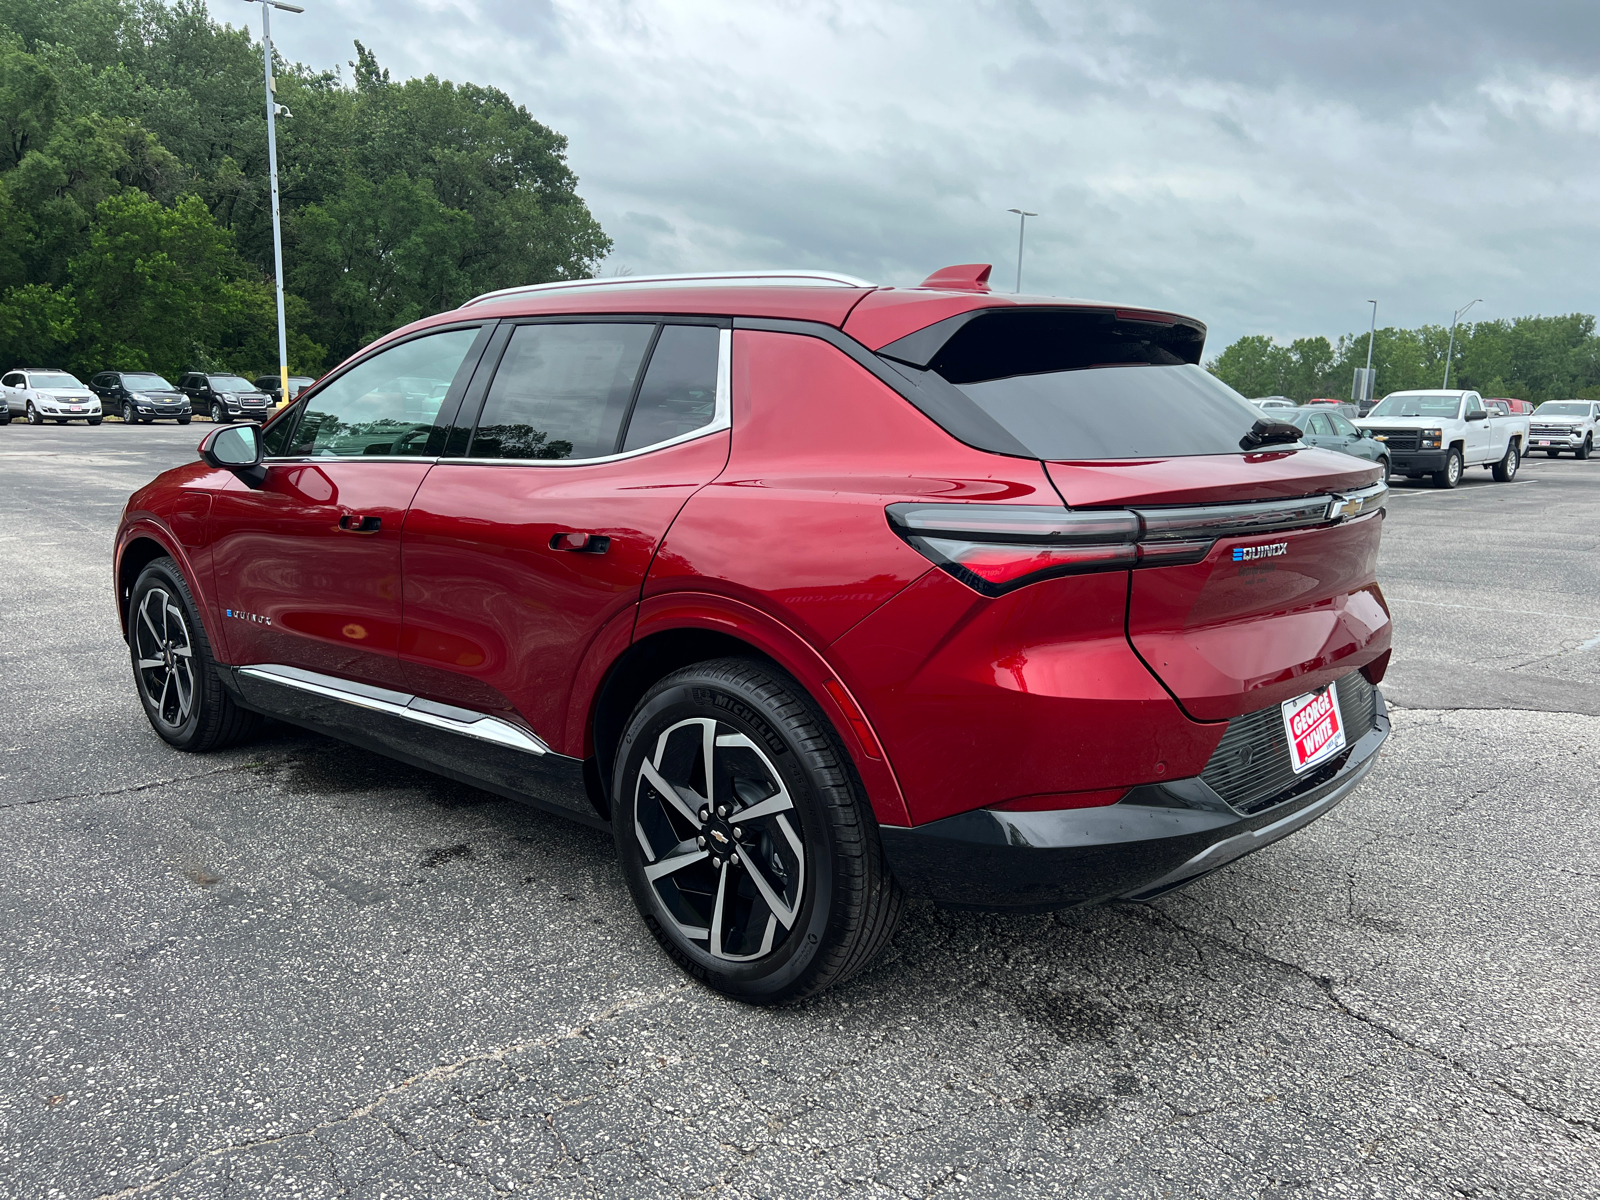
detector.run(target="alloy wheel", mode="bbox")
[1447,453,1461,486]
[133,587,197,730]
[26,402,41,425]
[631,716,805,962]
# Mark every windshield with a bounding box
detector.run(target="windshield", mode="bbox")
[31,373,84,389]
[1534,402,1590,417]
[1367,393,1463,419]
[125,373,175,390]
[210,375,256,391]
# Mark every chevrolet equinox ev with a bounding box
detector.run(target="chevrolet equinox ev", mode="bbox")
[114,265,1393,1003]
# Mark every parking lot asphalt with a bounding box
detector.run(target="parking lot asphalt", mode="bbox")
[1,422,1597,1200]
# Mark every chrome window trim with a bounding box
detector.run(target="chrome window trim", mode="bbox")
[238,664,556,756]
[442,325,732,469]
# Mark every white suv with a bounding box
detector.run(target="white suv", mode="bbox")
[1,368,103,425]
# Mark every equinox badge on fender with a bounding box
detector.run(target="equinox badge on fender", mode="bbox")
[1233,542,1288,561]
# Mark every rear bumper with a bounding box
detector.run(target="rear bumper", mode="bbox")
[880,689,1389,912]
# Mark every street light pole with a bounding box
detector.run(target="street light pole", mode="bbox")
[1442,298,1481,389]
[1363,300,1377,377]
[243,0,303,408]
[1007,208,1036,293]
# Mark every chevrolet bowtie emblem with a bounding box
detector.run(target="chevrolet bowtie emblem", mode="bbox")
[1327,495,1362,521]
[709,829,729,846]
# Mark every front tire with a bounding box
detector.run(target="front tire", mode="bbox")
[88,417,102,426]
[26,402,42,425]
[178,417,191,425]
[1433,448,1463,489]
[128,558,261,752]
[1578,436,1592,461]
[1492,441,1519,482]
[613,658,903,1005]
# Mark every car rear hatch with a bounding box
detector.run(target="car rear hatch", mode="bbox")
[875,305,1392,723]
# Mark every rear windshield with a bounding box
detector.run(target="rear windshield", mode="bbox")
[880,308,1277,460]
[1367,393,1462,419]
[1534,402,1590,416]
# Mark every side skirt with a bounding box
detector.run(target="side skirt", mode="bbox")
[225,663,606,830]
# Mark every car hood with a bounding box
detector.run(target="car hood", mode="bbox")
[39,388,96,400]
[133,391,186,400]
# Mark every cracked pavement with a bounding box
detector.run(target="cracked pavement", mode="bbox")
[2,424,1597,1199]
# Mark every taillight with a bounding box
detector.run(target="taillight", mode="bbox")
[887,485,1385,598]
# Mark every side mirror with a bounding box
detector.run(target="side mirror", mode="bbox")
[200,422,265,486]
[1361,428,1373,438]
[1466,410,1487,422]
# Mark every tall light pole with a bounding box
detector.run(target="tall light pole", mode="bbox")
[1356,299,1377,405]
[243,0,303,409]
[1007,208,1036,293]
[1442,298,1481,389]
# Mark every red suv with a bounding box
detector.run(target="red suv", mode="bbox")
[115,265,1392,1003]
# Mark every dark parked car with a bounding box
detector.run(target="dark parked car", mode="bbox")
[253,374,316,405]
[178,373,274,422]
[115,266,1392,1003]
[89,371,192,424]
[1281,406,1390,480]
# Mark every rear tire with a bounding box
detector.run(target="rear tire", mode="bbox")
[1378,456,1391,485]
[1432,448,1463,489]
[613,658,903,1005]
[128,558,261,752]
[1492,441,1519,482]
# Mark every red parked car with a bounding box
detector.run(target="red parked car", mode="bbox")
[114,265,1392,1003]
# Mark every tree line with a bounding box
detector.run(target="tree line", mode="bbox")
[1208,314,1600,405]
[0,0,610,381]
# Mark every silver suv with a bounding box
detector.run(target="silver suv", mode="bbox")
[1,368,103,425]
[1528,400,1598,459]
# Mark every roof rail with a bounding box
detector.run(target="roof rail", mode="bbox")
[462,270,878,308]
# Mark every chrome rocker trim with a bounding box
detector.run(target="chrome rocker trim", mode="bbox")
[238,664,551,755]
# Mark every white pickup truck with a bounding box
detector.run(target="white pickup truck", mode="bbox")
[1353,389,1528,488]
[1527,399,1599,459]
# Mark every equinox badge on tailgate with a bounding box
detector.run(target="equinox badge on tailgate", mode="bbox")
[1233,542,1288,561]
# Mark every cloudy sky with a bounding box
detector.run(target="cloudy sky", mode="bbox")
[257,0,1600,352]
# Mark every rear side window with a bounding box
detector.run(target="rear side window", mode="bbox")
[290,327,480,457]
[471,323,654,460]
[621,325,720,452]
[880,309,1269,460]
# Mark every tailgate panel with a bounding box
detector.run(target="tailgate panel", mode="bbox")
[1126,513,1390,721]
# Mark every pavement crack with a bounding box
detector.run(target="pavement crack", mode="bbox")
[1141,906,1600,1141]
[0,763,265,812]
[85,983,691,1200]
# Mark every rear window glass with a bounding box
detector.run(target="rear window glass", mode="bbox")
[471,323,653,460]
[883,309,1271,460]
[621,325,720,452]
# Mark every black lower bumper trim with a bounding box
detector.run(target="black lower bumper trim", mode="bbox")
[1390,450,1447,472]
[880,695,1388,913]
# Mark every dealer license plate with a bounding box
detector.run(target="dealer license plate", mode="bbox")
[1280,685,1346,774]
[1538,440,1550,446]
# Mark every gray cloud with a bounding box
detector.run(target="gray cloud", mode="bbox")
[261,0,1600,351]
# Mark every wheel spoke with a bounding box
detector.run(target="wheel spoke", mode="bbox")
[735,847,798,929]
[171,643,192,658]
[139,600,162,646]
[644,845,710,882]
[136,657,164,670]
[733,789,793,822]
[701,719,717,810]
[640,757,703,827]
[707,862,731,959]
[157,670,172,718]
[173,661,194,721]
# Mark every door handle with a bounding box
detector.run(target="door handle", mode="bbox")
[549,532,609,553]
[338,514,382,533]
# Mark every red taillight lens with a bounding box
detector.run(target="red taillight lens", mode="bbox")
[886,490,1383,598]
